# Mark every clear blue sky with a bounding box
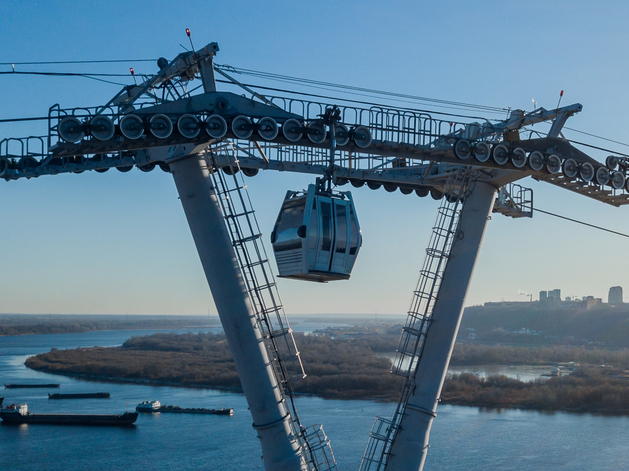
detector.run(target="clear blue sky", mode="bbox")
[1,0,629,315]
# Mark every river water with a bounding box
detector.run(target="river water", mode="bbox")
[2,327,629,471]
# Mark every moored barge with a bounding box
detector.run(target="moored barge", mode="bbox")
[5,383,60,389]
[48,392,110,399]
[0,403,137,426]
[136,400,233,415]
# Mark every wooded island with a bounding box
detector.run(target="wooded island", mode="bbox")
[25,331,629,414]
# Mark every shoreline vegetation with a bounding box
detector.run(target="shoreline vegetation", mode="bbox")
[24,331,629,415]
[0,314,219,337]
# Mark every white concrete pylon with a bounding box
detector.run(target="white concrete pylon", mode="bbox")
[385,180,497,471]
[169,154,307,471]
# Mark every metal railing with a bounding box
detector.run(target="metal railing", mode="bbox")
[494,183,533,218]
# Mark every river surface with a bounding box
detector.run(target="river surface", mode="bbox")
[2,327,629,470]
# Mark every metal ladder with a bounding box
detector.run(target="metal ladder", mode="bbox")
[359,168,472,471]
[204,143,337,471]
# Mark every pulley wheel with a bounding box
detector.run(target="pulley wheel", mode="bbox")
[231,115,253,140]
[595,166,610,186]
[579,162,594,182]
[511,148,527,168]
[610,171,625,189]
[222,166,239,175]
[606,155,620,170]
[430,189,444,200]
[205,114,228,139]
[257,117,279,141]
[137,163,155,172]
[177,114,201,139]
[334,123,350,146]
[282,118,303,142]
[19,156,39,171]
[119,114,145,140]
[415,187,429,198]
[473,142,491,162]
[529,151,545,171]
[58,117,84,143]
[149,114,173,139]
[454,139,472,160]
[306,120,327,144]
[91,154,109,173]
[90,116,115,141]
[492,144,509,165]
[353,126,372,148]
[562,158,579,179]
[546,155,562,174]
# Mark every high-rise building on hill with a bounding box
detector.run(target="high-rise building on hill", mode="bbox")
[609,286,623,305]
[548,289,561,300]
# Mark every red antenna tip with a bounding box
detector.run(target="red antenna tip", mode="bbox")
[129,67,135,76]
[560,90,564,97]
[186,28,191,37]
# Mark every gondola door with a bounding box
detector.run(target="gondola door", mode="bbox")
[311,195,334,274]
[329,200,348,275]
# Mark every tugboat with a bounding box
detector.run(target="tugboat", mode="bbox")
[0,403,138,426]
[136,400,161,412]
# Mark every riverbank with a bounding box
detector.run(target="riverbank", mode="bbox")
[0,314,219,337]
[24,332,629,413]
[442,370,629,415]
[26,332,403,401]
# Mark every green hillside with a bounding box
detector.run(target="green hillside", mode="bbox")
[460,302,629,347]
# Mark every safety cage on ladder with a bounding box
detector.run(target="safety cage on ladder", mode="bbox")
[271,184,362,282]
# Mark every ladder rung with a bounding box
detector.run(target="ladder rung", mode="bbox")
[242,260,267,270]
[219,185,244,194]
[233,234,262,244]
[400,326,424,337]
[224,210,255,219]
[252,282,276,292]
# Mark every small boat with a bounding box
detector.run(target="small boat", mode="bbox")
[136,400,233,416]
[0,403,137,426]
[136,400,161,412]
[48,392,110,399]
[4,383,60,389]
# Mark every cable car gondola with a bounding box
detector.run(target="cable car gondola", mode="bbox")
[271,184,362,282]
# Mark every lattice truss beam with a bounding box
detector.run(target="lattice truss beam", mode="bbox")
[1,43,628,213]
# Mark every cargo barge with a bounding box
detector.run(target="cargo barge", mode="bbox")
[5,383,60,389]
[0,403,137,426]
[136,400,233,416]
[48,392,110,399]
